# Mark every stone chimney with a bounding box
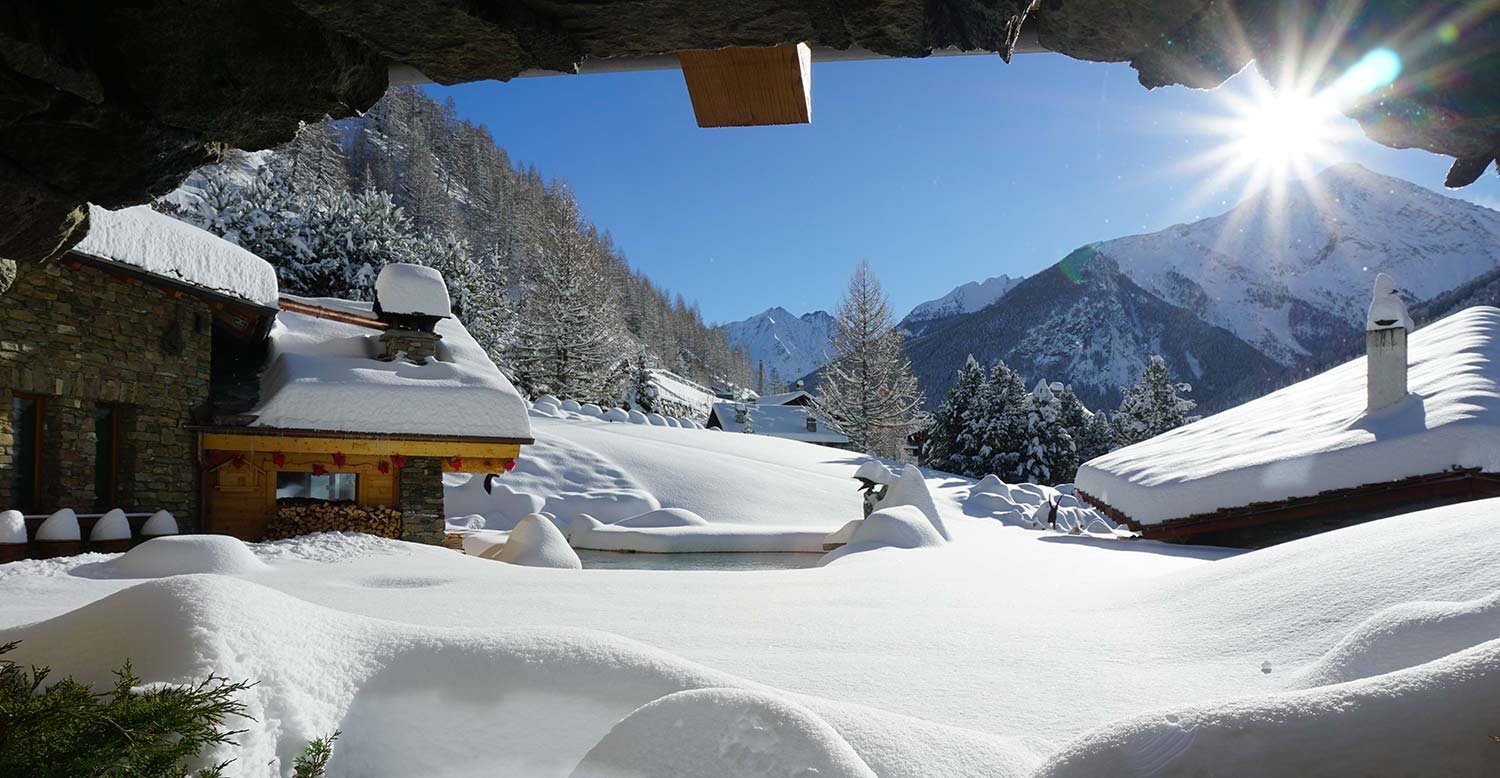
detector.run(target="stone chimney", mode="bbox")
[1365,272,1412,413]
[372,263,451,365]
[805,412,817,432]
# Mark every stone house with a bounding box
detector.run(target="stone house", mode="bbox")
[1,205,532,546]
[0,205,278,537]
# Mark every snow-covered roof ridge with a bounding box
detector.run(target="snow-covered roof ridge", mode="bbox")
[1077,306,1500,525]
[72,204,279,309]
[249,294,531,440]
[709,401,850,444]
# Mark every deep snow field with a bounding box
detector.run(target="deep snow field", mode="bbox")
[3,411,1499,776]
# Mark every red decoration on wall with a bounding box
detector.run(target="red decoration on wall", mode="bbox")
[230,454,245,470]
[333,452,347,468]
[450,456,463,471]
[378,460,390,474]
[272,453,287,467]
[503,458,517,472]
[391,454,406,469]
[206,451,225,467]
[311,464,327,476]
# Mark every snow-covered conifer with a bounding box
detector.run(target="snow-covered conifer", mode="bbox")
[1114,355,1200,445]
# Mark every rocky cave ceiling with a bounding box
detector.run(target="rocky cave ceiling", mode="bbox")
[2,0,1498,267]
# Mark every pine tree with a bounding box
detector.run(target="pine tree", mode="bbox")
[1018,380,1076,485]
[1114,355,1200,445]
[968,361,1032,482]
[816,262,923,458]
[923,355,987,474]
[1076,408,1119,465]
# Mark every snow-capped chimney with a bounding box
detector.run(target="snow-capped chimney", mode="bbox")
[805,412,817,432]
[373,263,451,365]
[1365,273,1412,413]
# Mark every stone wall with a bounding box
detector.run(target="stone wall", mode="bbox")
[0,261,211,529]
[398,457,446,545]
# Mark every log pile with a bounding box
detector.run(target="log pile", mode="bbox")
[268,501,402,540]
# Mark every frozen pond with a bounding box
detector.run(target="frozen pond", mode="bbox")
[576,550,823,571]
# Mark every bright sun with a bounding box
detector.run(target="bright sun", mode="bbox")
[1233,92,1338,173]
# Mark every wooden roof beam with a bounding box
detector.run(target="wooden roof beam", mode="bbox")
[678,43,812,128]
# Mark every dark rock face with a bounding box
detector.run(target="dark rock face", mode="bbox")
[4,0,1500,263]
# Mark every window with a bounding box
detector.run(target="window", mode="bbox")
[93,403,119,510]
[10,394,41,510]
[275,472,357,502]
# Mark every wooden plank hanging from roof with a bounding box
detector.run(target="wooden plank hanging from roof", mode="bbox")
[678,43,811,127]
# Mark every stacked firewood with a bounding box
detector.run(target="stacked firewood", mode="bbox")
[268,501,402,540]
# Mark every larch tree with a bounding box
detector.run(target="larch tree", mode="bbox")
[817,261,923,458]
[508,186,623,401]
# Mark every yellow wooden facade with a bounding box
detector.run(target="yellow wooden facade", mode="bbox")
[200,430,523,541]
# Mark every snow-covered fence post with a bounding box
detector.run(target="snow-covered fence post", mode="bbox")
[1365,273,1411,413]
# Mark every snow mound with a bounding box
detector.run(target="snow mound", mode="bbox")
[1035,637,1500,778]
[627,410,649,424]
[821,505,945,565]
[1294,590,1500,688]
[109,535,268,577]
[535,394,561,409]
[444,474,545,529]
[601,408,629,422]
[89,509,131,541]
[1083,518,1116,535]
[578,403,604,417]
[141,510,179,536]
[572,687,877,778]
[0,510,24,544]
[877,466,950,540]
[646,412,668,426]
[972,474,1009,496]
[560,399,582,412]
[35,509,80,541]
[570,522,829,553]
[824,519,861,547]
[74,204,280,308]
[545,489,660,524]
[855,459,897,485]
[373,262,450,318]
[612,508,710,528]
[488,514,581,569]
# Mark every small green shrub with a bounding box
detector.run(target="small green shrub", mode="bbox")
[292,730,340,778]
[0,641,253,778]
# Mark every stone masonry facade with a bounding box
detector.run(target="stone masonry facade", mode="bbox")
[0,261,211,529]
[398,456,446,545]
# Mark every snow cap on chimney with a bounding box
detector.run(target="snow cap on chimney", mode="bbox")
[1366,272,1412,332]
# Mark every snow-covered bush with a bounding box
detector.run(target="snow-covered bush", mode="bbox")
[487,514,581,569]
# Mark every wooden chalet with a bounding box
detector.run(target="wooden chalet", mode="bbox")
[1076,283,1500,548]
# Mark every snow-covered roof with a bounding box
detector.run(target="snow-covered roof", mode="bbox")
[754,390,814,406]
[374,263,451,318]
[1077,307,1500,526]
[71,204,279,309]
[249,295,531,440]
[708,402,850,445]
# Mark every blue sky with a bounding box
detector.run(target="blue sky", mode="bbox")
[425,52,1500,324]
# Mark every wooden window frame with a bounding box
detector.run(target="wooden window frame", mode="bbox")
[11,392,43,512]
[94,402,120,510]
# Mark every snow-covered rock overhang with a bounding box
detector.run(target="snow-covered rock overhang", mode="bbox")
[245,295,532,444]
[7,1,1500,265]
[1076,307,1500,528]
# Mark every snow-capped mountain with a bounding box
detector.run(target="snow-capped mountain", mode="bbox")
[898,274,1022,336]
[722,307,836,384]
[908,163,1500,412]
[1102,163,1500,366]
